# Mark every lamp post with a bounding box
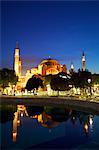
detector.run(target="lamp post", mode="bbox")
[88,78,92,97]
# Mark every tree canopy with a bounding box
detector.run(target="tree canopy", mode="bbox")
[71,69,92,89]
[92,74,99,85]
[25,75,43,91]
[50,73,70,92]
[0,68,18,89]
[43,74,53,85]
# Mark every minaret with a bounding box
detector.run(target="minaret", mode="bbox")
[14,42,21,76]
[82,51,85,71]
[70,62,74,74]
[70,62,74,70]
[62,64,67,73]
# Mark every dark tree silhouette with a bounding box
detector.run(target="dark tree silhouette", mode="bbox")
[50,74,70,95]
[25,75,43,91]
[71,69,92,89]
[0,68,18,90]
[92,74,99,85]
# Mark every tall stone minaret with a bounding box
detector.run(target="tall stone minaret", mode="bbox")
[70,62,74,71]
[14,42,21,76]
[70,62,74,74]
[82,51,85,71]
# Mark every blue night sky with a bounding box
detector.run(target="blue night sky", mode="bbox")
[1,1,99,74]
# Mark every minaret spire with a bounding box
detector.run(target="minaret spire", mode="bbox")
[70,62,74,74]
[82,50,85,71]
[14,42,22,76]
[16,41,19,49]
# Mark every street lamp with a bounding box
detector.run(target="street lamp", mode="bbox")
[88,78,92,97]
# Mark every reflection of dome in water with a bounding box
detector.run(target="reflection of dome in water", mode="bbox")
[45,107,71,122]
[40,58,59,66]
[51,114,70,122]
[39,113,60,129]
[40,120,60,129]
[26,106,44,116]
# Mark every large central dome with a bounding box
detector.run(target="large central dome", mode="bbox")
[40,58,59,66]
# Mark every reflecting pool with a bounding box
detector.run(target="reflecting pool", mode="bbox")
[1,104,99,149]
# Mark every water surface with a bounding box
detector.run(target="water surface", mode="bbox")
[1,103,99,149]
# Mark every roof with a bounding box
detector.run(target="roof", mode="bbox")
[40,58,59,65]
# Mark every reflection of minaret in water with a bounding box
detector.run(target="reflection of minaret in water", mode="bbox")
[12,109,21,142]
[89,114,93,132]
[12,105,28,142]
[84,123,88,136]
[82,51,85,71]
[12,111,18,142]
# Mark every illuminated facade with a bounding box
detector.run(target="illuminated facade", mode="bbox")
[14,43,67,89]
[14,43,87,90]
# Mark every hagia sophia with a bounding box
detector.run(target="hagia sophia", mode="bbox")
[14,42,85,90]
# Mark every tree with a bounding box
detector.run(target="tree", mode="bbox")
[50,73,70,95]
[70,72,80,88]
[0,68,18,90]
[92,74,99,85]
[71,69,92,89]
[25,75,43,91]
[43,74,53,85]
[71,69,92,96]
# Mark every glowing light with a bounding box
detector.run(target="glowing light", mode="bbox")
[21,113,23,117]
[73,117,75,120]
[69,85,72,88]
[32,115,38,119]
[88,78,91,84]
[12,132,17,142]
[84,123,88,133]
[17,120,20,124]
[59,75,67,79]
[13,132,17,136]
[38,114,43,123]
[89,118,93,125]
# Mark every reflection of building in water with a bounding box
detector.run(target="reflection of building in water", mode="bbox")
[89,114,94,132]
[12,111,18,142]
[83,114,94,135]
[12,105,60,142]
[38,112,60,128]
[12,105,94,142]
[83,117,93,136]
[71,111,94,136]
[29,112,60,129]
[84,123,89,135]
[12,105,28,142]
